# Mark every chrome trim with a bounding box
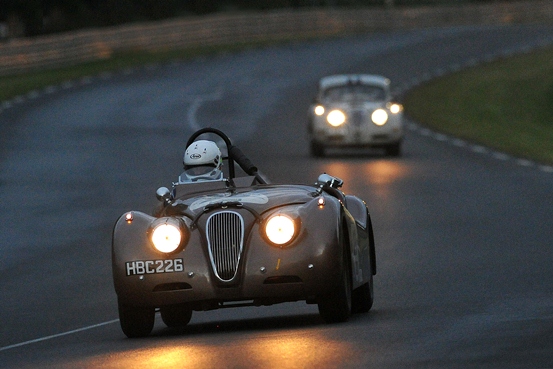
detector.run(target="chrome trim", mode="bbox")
[350,109,365,127]
[206,211,244,282]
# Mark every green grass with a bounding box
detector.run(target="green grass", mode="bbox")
[403,46,553,165]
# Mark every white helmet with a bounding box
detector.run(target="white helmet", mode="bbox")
[180,140,223,182]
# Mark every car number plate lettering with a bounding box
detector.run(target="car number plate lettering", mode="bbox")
[125,259,184,276]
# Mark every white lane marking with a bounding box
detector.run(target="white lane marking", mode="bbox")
[471,145,487,154]
[187,89,223,131]
[452,138,467,147]
[516,159,533,167]
[0,319,119,352]
[492,152,510,161]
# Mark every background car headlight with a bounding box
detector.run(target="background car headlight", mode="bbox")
[265,214,296,245]
[314,105,325,116]
[327,110,346,127]
[151,223,182,253]
[389,103,403,114]
[371,109,388,126]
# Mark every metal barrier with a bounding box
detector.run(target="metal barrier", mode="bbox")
[0,1,552,76]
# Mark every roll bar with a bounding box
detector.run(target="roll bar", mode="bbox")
[186,128,265,184]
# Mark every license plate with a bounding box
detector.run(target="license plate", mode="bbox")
[125,259,184,276]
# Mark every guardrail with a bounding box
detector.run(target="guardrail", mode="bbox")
[0,0,552,76]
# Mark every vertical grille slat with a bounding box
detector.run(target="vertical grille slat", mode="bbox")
[351,109,365,127]
[206,211,244,282]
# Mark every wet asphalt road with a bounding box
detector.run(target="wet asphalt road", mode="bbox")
[1,24,553,368]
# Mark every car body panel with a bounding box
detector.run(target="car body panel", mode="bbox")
[113,186,372,307]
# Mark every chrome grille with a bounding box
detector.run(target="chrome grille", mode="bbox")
[206,211,244,282]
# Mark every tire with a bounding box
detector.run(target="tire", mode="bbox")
[310,140,325,157]
[351,275,374,314]
[118,301,155,338]
[385,142,401,157]
[160,304,193,328]
[318,229,352,323]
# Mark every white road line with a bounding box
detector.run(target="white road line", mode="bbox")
[0,319,119,352]
[492,152,510,161]
[187,89,223,131]
[471,145,487,154]
[516,159,533,167]
[452,138,467,147]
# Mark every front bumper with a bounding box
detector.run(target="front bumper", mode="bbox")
[310,115,403,147]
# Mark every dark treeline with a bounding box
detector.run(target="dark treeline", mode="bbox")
[0,0,526,37]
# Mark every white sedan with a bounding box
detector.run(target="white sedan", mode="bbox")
[308,74,404,157]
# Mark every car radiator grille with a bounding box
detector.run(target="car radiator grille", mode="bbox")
[206,211,245,282]
[351,109,366,127]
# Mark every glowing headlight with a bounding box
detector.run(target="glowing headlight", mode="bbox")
[314,105,325,116]
[327,110,346,127]
[151,223,182,253]
[371,109,388,126]
[389,103,403,114]
[265,215,296,246]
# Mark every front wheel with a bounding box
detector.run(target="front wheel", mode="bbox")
[118,301,155,338]
[318,232,352,323]
[160,304,193,328]
[351,275,374,314]
[385,142,401,157]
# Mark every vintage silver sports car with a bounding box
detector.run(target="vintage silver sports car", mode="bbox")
[112,128,376,338]
[308,74,404,157]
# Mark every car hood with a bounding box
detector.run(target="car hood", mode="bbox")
[170,184,316,217]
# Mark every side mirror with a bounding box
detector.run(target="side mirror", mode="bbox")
[316,173,343,189]
[156,187,172,203]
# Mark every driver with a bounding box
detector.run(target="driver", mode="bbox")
[178,140,224,182]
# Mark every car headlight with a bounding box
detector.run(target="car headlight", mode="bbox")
[265,214,297,246]
[151,222,183,253]
[389,103,403,114]
[371,109,388,126]
[314,105,325,116]
[327,110,346,127]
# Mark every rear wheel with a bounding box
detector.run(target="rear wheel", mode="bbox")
[318,230,352,323]
[118,301,155,338]
[160,304,193,328]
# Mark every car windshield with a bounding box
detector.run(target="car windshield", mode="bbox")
[322,84,386,102]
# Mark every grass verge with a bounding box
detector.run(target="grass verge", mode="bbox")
[403,46,553,165]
